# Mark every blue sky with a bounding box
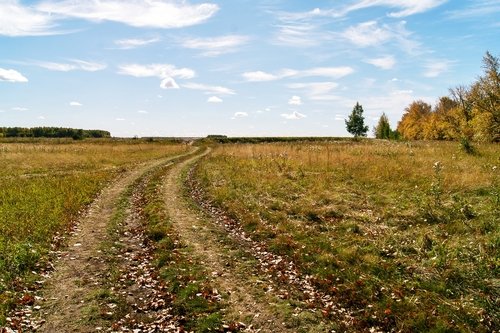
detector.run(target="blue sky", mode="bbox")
[0,0,498,137]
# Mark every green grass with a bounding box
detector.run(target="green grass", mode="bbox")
[0,139,189,324]
[194,140,499,332]
[140,153,224,332]
[91,148,224,331]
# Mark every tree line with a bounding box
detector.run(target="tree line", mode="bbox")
[0,127,111,139]
[372,51,499,142]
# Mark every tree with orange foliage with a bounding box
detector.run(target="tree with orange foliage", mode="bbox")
[397,100,432,140]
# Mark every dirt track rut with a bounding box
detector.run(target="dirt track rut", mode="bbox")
[34,151,195,332]
[6,147,319,332]
[162,149,296,332]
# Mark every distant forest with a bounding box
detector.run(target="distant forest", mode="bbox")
[0,127,111,139]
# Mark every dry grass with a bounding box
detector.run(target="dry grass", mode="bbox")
[0,139,189,323]
[195,140,499,332]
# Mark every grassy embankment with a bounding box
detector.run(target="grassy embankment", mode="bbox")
[194,140,499,332]
[0,139,188,324]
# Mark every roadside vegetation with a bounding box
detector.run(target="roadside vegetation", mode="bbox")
[0,139,188,324]
[194,140,499,332]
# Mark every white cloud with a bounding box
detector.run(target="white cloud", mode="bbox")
[341,20,421,55]
[34,60,106,72]
[114,37,160,49]
[181,35,250,56]
[0,68,28,82]
[288,82,340,101]
[37,115,46,120]
[365,55,396,69]
[137,110,148,114]
[275,7,338,22]
[345,0,447,18]
[242,66,353,82]
[274,22,330,47]
[361,89,434,118]
[289,82,338,94]
[118,63,195,79]
[207,96,223,103]
[447,0,500,19]
[116,118,125,121]
[275,1,445,27]
[160,77,180,89]
[36,0,219,29]
[242,71,280,82]
[299,67,354,78]
[423,60,452,77]
[342,21,393,47]
[233,112,248,118]
[36,62,76,72]
[12,107,28,111]
[288,96,302,105]
[70,60,107,72]
[69,101,82,106]
[281,111,306,120]
[182,83,235,95]
[119,63,193,89]
[0,0,57,36]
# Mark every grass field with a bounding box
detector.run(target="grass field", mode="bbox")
[194,140,499,332]
[0,139,189,322]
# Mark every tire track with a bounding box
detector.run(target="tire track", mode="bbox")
[7,149,197,333]
[162,149,300,332]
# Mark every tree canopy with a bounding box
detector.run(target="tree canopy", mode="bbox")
[397,52,499,142]
[345,102,369,138]
[374,113,397,139]
[0,127,111,139]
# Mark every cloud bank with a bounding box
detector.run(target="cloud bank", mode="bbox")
[0,68,28,82]
[36,0,219,29]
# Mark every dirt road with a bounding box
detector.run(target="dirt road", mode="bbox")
[5,147,331,332]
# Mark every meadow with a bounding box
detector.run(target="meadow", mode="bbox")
[194,140,499,332]
[0,139,188,322]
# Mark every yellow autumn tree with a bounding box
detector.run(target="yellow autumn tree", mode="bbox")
[397,52,499,142]
[397,100,432,140]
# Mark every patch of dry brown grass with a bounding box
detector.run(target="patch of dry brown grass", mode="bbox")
[196,140,499,332]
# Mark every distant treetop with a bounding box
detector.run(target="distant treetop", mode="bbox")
[0,127,111,139]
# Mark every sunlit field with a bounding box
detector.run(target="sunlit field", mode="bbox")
[194,140,499,332]
[0,139,188,321]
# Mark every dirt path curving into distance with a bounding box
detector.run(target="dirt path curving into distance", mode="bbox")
[5,146,331,332]
[30,149,197,332]
[161,149,300,332]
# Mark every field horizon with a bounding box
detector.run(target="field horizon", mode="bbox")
[0,138,498,332]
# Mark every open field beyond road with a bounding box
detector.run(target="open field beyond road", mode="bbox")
[194,140,499,332]
[0,139,498,332]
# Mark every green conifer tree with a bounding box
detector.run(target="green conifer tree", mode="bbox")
[374,113,395,139]
[345,102,369,138]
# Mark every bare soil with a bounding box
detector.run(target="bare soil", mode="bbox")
[22,153,192,332]
[4,147,333,333]
[162,150,305,332]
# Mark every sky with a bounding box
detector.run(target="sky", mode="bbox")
[0,0,499,137]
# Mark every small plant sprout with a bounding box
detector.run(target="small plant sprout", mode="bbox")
[431,161,443,207]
